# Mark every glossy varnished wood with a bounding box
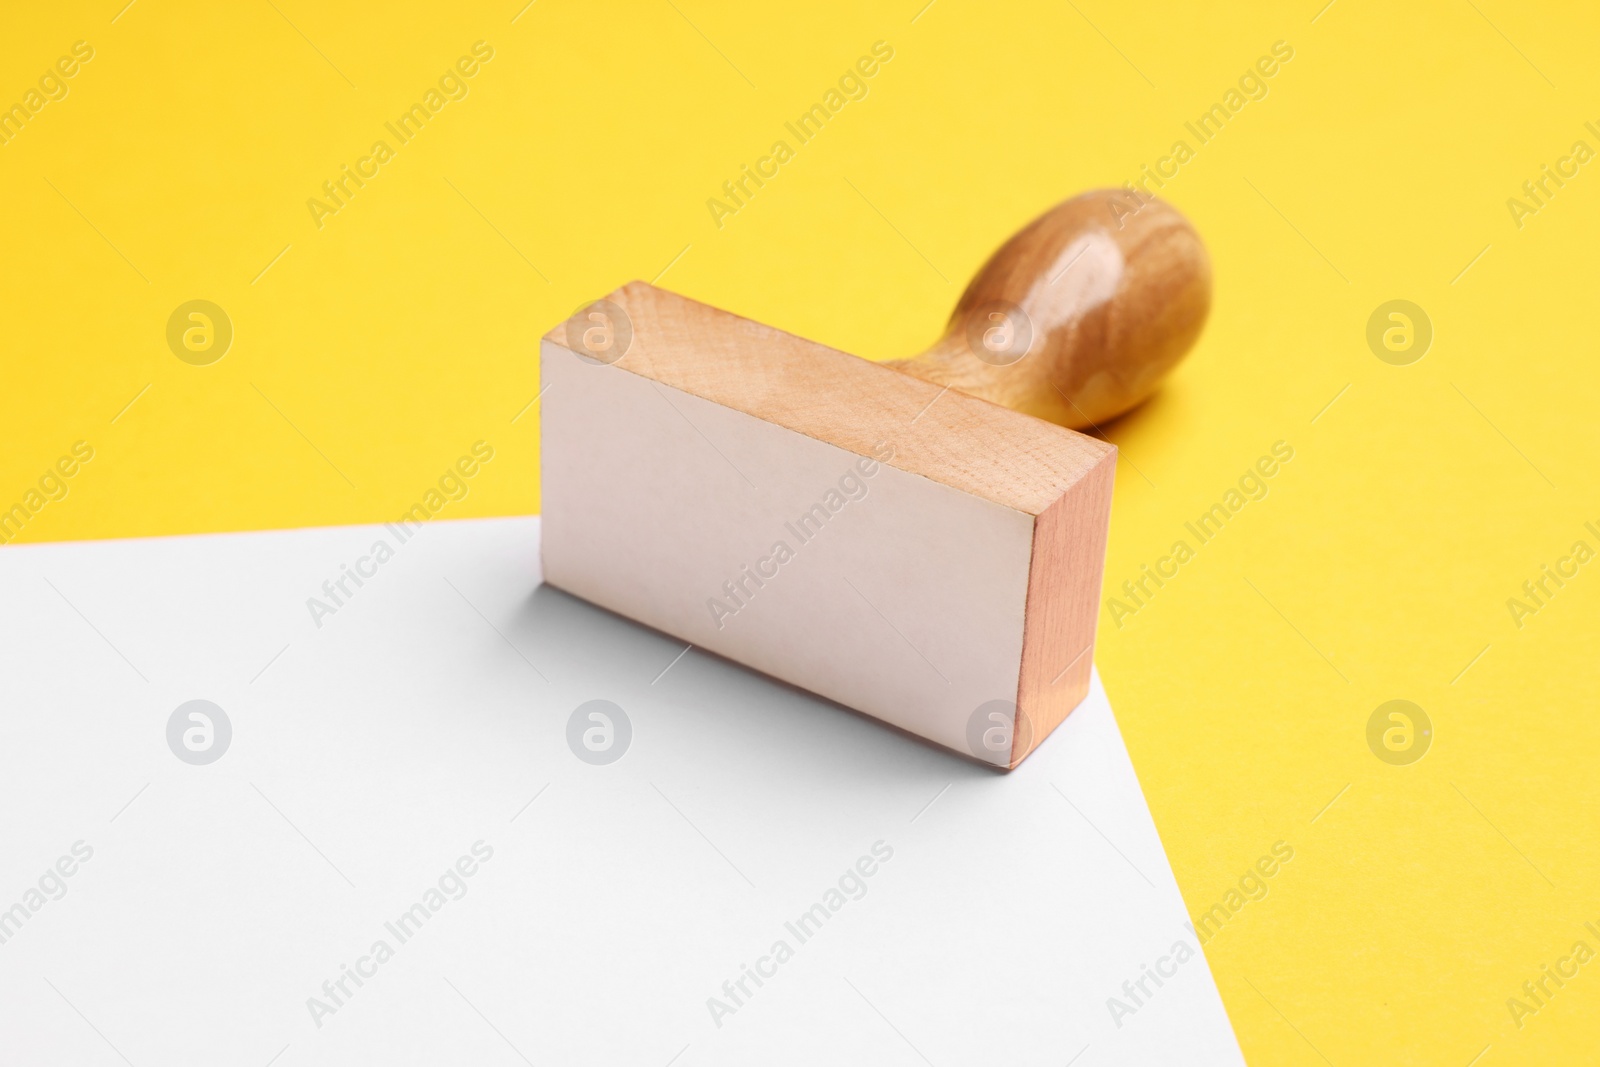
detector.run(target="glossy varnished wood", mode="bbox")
[891,190,1211,429]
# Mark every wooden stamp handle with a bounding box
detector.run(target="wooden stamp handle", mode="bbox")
[890,190,1211,430]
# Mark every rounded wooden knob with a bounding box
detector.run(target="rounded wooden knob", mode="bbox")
[890,190,1211,429]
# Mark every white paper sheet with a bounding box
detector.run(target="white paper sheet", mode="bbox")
[0,516,1242,1066]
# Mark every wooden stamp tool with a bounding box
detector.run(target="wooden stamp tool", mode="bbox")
[539,190,1210,768]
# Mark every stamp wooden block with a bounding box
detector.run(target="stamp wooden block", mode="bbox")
[540,191,1210,767]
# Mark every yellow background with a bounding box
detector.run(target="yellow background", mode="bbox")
[5,0,1597,1062]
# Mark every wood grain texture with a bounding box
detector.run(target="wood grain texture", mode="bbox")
[1011,449,1117,767]
[890,190,1211,429]
[544,282,1113,518]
